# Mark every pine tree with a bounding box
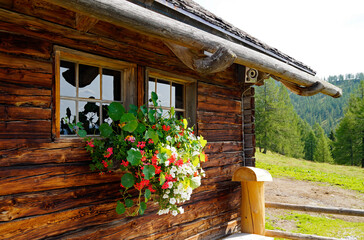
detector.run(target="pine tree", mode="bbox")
[313,123,333,163]
[304,129,317,161]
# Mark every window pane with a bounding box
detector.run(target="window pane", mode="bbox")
[175,111,184,120]
[102,103,112,124]
[102,69,122,101]
[172,82,184,109]
[60,61,76,97]
[79,64,100,99]
[79,101,100,135]
[157,79,170,107]
[148,78,155,103]
[60,99,76,135]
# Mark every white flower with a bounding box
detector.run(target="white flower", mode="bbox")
[166,136,172,142]
[169,198,176,204]
[192,176,201,187]
[163,194,169,199]
[178,207,184,214]
[168,181,173,189]
[165,160,170,166]
[166,190,170,194]
[172,210,178,216]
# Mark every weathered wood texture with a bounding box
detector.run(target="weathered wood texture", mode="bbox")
[0,1,255,239]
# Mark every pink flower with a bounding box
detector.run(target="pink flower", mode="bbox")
[104,147,113,158]
[162,125,170,131]
[162,182,169,189]
[121,160,129,167]
[137,141,146,149]
[175,159,184,167]
[148,139,154,144]
[86,140,94,148]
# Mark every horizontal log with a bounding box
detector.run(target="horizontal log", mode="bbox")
[198,123,241,131]
[0,184,120,221]
[265,202,364,217]
[42,0,341,97]
[58,189,240,240]
[265,230,339,240]
[0,95,51,108]
[198,82,241,100]
[0,120,51,139]
[0,52,52,73]
[0,106,51,121]
[0,144,89,167]
[185,219,239,240]
[199,129,242,142]
[198,95,241,114]
[0,68,52,88]
[0,0,12,8]
[205,141,243,154]
[0,164,120,196]
[0,31,51,59]
[0,138,51,150]
[202,152,242,168]
[12,0,76,28]
[197,111,242,125]
[0,81,50,96]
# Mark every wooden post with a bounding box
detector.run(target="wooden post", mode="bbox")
[232,167,272,235]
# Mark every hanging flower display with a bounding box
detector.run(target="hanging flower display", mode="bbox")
[71,92,207,216]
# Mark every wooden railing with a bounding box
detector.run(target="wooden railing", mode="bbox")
[264,202,364,240]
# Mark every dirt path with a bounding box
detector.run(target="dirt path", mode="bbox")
[264,177,364,231]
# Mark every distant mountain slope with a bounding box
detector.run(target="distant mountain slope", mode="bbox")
[289,78,362,134]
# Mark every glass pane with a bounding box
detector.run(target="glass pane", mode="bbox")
[172,82,184,109]
[102,103,112,124]
[79,101,100,135]
[157,79,170,107]
[60,99,76,135]
[78,64,100,99]
[60,61,76,97]
[148,78,155,105]
[102,69,122,101]
[175,111,184,120]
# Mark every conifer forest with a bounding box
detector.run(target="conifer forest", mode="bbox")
[255,73,364,167]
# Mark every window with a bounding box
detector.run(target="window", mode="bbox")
[55,47,136,137]
[146,69,196,124]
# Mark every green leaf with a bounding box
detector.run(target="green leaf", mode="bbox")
[200,152,206,162]
[140,105,148,115]
[135,123,146,133]
[170,107,175,118]
[139,201,147,215]
[123,120,138,133]
[99,123,113,137]
[160,172,166,185]
[199,136,207,148]
[191,155,199,167]
[151,92,158,107]
[116,200,125,214]
[78,129,87,138]
[144,189,151,201]
[121,172,135,188]
[76,122,84,129]
[157,152,168,164]
[148,109,156,123]
[127,149,142,166]
[183,119,188,129]
[142,165,155,180]
[145,129,159,144]
[120,113,137,122]
[108,102,125,121]
[129,104,138,116]
[125,199,133,208]
[190,176,201,189]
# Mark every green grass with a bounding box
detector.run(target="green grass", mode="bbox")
[266,212,364,239]
[257,150,364,239]
[255,150,364,193]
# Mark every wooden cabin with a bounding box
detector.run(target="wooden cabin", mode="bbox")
[0,0,342,239]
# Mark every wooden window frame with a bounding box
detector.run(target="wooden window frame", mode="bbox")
[54,46,136,138]
[145,68,197,125]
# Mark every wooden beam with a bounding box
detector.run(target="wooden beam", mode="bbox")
[265,230,339,240]
[165,42,236,74]
[42,0,342,98]
[265,202,364,217]
[75,13,99,32]
[279,79,325,96]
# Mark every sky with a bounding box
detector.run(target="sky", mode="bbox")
[193,0,364,78]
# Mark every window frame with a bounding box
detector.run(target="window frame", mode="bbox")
[145,68,197,125]
[54,46,136,138]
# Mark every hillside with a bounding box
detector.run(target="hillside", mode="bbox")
[289,78,363,134]
[255,151,364,239]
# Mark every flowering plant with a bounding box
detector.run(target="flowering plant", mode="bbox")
[73,92,207,216]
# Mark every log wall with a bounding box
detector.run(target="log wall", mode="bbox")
[0,0,255,239]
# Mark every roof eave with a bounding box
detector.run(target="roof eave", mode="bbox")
[43,0,342,98]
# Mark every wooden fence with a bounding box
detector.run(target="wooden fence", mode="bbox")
[264,202,364,240]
